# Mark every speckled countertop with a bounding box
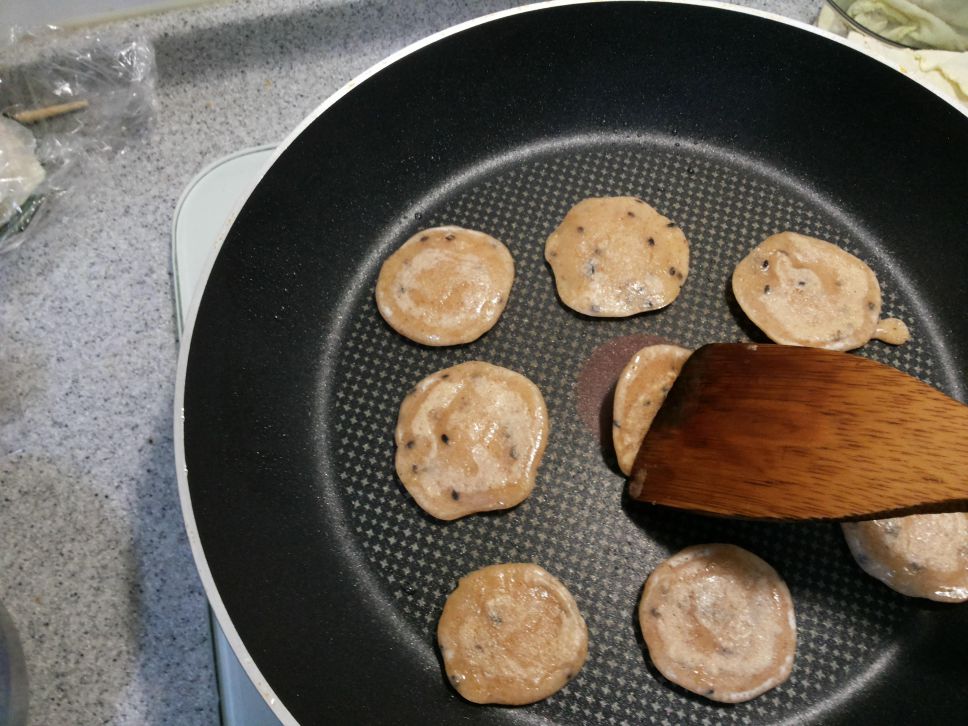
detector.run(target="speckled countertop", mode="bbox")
[0,1,819,723]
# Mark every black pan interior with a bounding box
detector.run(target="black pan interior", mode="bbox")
[182,3,968,724]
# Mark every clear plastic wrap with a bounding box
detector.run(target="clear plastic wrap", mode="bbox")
[0,27,157,254]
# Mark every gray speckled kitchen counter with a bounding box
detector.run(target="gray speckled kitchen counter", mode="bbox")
[0,1,820,723]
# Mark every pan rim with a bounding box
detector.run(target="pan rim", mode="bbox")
[172,2,968,723]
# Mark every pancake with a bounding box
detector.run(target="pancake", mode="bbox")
[376,226,514,345]
[638,543,797,703]
[843,513,968,602]
[731,231,909,350]
[612,344,692,475]
[394,361,548,520]
[544,196,689,317]
[437,563,588,705]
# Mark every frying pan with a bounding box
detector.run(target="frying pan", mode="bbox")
[175,2,968,724]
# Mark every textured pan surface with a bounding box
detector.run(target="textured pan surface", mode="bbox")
[181,3,968,724]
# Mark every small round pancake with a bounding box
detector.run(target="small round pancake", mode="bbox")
[437,563,589,705]
[612,344,692,475]
[842,513,968,602]
[544,196,689,317]
[395,361,548,520]
[731,231,909,351]
[376,226,514,345]
[638,544,797,703]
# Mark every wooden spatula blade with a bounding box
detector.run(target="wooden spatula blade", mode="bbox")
[628,343,968,521]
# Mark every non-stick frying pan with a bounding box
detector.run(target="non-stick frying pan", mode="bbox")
[175,2,968,724]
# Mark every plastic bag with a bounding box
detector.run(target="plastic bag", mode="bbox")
[0,27,157,254]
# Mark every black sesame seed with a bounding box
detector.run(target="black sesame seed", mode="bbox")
[398,285,406,294]
[669,267,677,276]
[650,607,660,618]
[509,446,518,460]
[666,221,676,228]
[419,235,429,241]
[444,233,455,240]
[764,284,771,294]
[613,419,621,428]
[411,464,418,473]
[441,433,450,444]
[797,280,806,287]
[868,301,876,310]
[647,237,655,246]
[577,225,585,233]
[441,373,449,379]
[405,440,415,449]
[761,259,769,270]
[627,211,635,217]
[450,488,460,500]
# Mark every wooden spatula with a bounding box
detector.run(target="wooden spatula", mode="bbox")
[628,343,968,521]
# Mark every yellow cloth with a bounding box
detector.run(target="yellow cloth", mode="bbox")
[845,0,968,51]
[818,5,968,112]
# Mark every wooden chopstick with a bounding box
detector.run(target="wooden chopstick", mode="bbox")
[10,100,89,124]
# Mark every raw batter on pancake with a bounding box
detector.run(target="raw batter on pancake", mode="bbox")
[437,563,588,705]
[545,196,689,316]
[638,543,797,703]
[612,344,691,475]
[395,361,548,520]
[731,231,909,350]
[843,513,968,602]
[376,226,514,345]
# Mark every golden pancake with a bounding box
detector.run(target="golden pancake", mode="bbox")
[437,563,588,705]
[395,362,548,520]
[376,226,514,345]
[545,197,689,317]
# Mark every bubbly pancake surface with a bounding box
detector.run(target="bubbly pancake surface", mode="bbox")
[544,196,689,317]
[612,344,691,475]
[731,231,909,350]
[437,563,589,705]
[376,226,514,345]
[395,361,548,520]
[638,543,797,703]
[843,513,968,603]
